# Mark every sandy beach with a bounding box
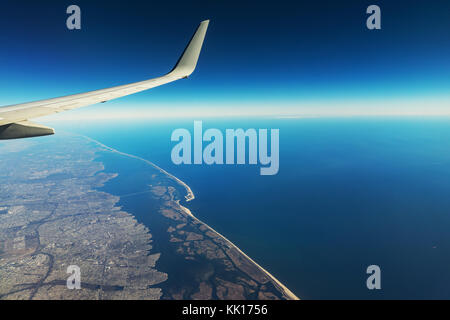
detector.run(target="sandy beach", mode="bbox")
[83,134,299,300]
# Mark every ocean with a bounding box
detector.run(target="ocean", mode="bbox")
[49,116,450,299]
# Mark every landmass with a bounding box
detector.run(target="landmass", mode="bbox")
[0,133,298,300]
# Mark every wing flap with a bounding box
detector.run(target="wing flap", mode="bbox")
[0,120,54,140]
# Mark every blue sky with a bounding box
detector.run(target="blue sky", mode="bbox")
[0,0,449,118]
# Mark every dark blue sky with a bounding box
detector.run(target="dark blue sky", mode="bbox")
[0,1,449,117]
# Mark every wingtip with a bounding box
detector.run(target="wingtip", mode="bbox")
[169,19,210,77]
[200,20,210,27]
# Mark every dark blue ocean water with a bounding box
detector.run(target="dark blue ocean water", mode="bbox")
[51,117,450,299]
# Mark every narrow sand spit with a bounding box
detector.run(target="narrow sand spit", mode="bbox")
[81,134,299,300]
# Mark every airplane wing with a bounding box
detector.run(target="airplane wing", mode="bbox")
[0,20,209,140]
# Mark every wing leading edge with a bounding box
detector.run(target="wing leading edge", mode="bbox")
[0,20,209,139]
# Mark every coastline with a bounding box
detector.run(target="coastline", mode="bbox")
[80,135,195,202]
[178,203,300,300]
[80,134,299,300]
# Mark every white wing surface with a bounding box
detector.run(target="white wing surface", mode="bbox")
[0,20,209,139]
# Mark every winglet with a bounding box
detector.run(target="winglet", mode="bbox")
[169,20,210,78]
